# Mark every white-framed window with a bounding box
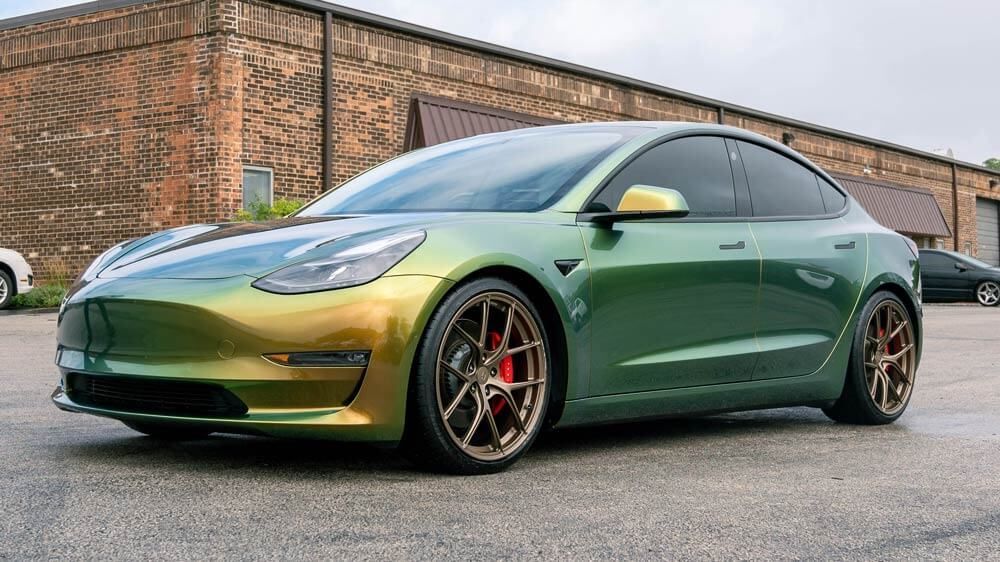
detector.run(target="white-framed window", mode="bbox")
[242,166,273,211]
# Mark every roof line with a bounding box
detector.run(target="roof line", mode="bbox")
[2,0,997,178]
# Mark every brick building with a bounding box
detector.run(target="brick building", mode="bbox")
[1,0,998,281]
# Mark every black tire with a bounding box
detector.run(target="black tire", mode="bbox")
[0,270,14,310]
[402,277,552,475]
[123,421,213,440]
[824,290,917,425]
[975,280,1000,307]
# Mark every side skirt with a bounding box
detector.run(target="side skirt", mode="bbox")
[555,335,852,428]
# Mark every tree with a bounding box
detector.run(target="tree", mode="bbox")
[985,158,1000,171]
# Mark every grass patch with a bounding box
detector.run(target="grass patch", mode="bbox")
[12,283,67,309]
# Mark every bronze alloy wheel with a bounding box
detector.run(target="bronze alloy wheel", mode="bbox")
[976,281,1000,306]
[434,291,548,461]
[863,299,916,415]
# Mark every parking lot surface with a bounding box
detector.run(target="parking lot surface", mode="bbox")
[1,306,998,560]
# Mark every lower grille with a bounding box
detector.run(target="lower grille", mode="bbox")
[67,373,248,418]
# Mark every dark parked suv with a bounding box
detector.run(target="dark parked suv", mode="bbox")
[919,249,1000,306]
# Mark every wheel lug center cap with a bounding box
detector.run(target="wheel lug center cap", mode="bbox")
[475,366,490,385]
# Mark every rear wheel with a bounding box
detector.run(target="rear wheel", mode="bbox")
[123,421,213,440]
[975,281,1000,306]
[403,278,550,475]
[824,291,917,424]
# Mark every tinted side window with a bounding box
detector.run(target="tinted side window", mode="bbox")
[737,141,825,217]
[817,176,847,213]
[590,136,737,217]
[919,252,948,269]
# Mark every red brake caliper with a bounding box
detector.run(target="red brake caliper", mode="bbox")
[488,332,514,415]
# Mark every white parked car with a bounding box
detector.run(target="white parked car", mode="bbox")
[0,248,34,309]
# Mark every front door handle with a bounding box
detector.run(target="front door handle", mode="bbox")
[834,241,856,250]
[719,241,746,250]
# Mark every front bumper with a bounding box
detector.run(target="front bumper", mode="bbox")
[53,274,453,442]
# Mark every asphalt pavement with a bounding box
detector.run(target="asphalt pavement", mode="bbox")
[1,306,998,560]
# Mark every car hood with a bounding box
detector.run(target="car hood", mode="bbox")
[97,214,444,280]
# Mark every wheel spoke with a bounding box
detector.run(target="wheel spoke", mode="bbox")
[883,343,913,362]
[452,324,482,352]
[887,319,908,342]
[884,372,904,403]
[505,379,544,391]
[493,341,541,364]
[490,383,526,434]
[868,370,878,397]
[877,369,889,410]
[461,390,485,448]
[439,360,473,382]
[875,306,883,341]
[478,298,490,349]
[482,391,504,453]
[443,381,471,420]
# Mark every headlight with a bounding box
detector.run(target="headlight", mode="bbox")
[251,231,426,294]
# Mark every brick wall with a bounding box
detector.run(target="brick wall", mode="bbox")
[1,0,996,281]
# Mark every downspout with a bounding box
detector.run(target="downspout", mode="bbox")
[952,162,959,251]
[717,106,726,125]
[323,11,333,192]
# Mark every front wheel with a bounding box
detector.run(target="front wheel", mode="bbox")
[976,281,1000,306]
[403,278,551,475]
[824,291,918,424]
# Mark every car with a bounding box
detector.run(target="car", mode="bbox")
[0,248,34,310]
[52,122,922,474]
[918,249,1000,306]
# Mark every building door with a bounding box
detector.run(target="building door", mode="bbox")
[976,198,1000,266]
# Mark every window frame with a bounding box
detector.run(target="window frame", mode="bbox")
[578,130,851,224]
[242,165,274,211]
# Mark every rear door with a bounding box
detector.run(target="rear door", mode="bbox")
[581,136,761,395]
[734,141,867,380]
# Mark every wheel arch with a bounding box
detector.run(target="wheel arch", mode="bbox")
[451,265,570,427]
[0,261,16,297]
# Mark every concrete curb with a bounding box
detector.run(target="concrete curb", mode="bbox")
[0,307,59,316]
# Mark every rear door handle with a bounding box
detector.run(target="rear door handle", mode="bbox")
[834,241,856,250]
[719,241,746,250]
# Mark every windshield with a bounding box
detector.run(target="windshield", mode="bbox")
[297,126,645,215]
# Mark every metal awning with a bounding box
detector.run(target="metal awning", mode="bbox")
[831,173,951,238]
[404,94,562,150]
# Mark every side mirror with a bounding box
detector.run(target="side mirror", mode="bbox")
[955,262,968,272]
[590,185,690,224]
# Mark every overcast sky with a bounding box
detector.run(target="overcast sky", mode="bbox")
[4,0,997,165]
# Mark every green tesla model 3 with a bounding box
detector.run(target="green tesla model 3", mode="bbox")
[53,122,922,474]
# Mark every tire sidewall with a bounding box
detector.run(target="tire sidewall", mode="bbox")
[405,277,552,474]
[846,290,915,423]
[0,270,13,310]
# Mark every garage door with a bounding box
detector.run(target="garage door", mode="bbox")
[977,198,1000,266]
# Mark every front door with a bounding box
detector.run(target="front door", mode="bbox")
[583,221,761,395]
[580,135,760,395]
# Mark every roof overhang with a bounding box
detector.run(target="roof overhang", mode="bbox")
[831,173,951,238]
[404,94,562,150]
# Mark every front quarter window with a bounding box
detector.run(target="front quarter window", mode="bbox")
[298,127,642,215]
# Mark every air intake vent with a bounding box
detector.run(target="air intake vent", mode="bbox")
[67,373,248,418]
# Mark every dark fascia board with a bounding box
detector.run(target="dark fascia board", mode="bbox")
[0,0,151,31]
[3,0,997,179]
